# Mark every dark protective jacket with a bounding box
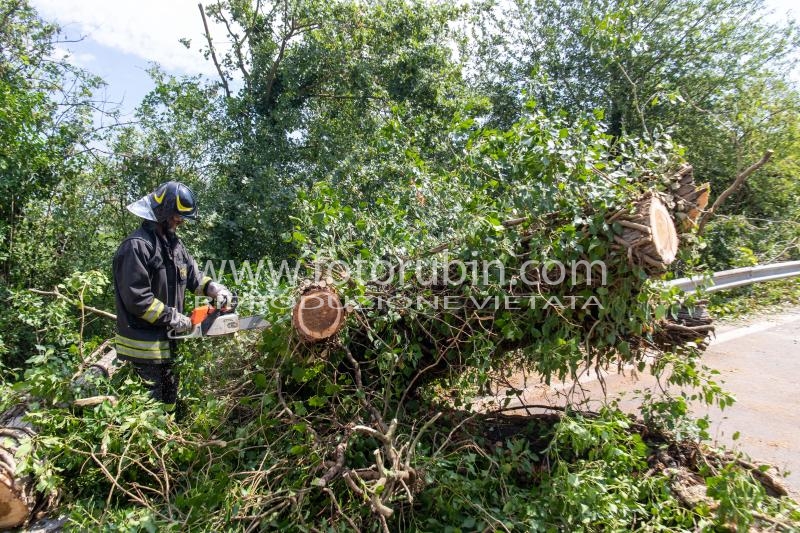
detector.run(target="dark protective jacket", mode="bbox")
[113,222,211,363]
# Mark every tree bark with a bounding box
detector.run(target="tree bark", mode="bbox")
[654,304,715,352]
[0,404,35,529]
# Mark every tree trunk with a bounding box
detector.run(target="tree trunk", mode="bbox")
[654,304,715,352]
[290,190,683,348]
[0,344,120,529]
[611,193,679,275]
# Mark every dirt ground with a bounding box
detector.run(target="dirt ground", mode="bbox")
[479,306,800,496]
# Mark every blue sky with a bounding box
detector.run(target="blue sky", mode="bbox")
[33,0,224,119]
[32,0,800,120]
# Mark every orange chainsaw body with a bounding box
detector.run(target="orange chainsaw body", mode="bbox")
[190,304,215,326]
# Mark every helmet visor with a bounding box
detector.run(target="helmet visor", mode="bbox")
[126,196,158,222]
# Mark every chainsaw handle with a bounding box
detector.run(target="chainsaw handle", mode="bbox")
[167,324,202,340]
[169,292,238,340]
[213,291,238,313]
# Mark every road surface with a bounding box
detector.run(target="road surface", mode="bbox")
[483,307,800,495]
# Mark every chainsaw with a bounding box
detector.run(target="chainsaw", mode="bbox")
[167,293,269,340]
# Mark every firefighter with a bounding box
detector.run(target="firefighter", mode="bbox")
[113,181,232,412]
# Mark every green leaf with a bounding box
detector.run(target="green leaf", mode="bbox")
[308,395,327,407]
[252,373,268,391]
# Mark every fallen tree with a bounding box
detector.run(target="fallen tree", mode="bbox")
[287,169,703,377]
[2,108,789,530]
[254,140,780,526]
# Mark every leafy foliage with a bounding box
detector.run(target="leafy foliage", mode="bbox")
[468,0,800,269]
[1,0,799,530]
[191,0,470,260]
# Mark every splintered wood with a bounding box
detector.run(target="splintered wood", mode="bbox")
[668,164,710,230]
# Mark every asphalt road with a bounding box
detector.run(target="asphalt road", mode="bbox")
[695,308,800,495]
[484,307,800,495]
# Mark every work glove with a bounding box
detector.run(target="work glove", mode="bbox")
[207,282,234,309]
[168,309,193,333]
[215,287,234,309]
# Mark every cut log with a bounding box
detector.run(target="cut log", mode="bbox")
[292,286,346,343]
[613,193,679,275]
[0,344,119,529]
[0,404,35,530]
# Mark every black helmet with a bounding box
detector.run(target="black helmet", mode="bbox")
[126,181,198,222]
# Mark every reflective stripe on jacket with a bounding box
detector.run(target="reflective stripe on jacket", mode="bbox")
[115,335,171,361]
[113,221,212,363]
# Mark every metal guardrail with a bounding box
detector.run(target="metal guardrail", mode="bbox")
[667,260,800,293]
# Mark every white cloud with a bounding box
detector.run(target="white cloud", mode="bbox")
[31,0,226,75]
[73,51,96,65]
[51,44,96,68]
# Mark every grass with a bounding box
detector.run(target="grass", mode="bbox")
[708,277,800,321]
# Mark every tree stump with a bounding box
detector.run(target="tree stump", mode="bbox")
[612,193,679,275]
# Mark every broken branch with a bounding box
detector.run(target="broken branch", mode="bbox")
[699,150,773,232]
